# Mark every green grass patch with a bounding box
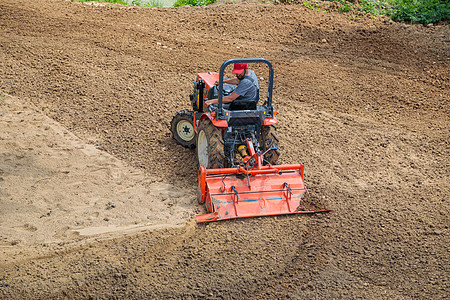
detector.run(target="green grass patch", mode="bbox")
[75,0,164,7]
[173,0,215,6]
[302,0,323,9]
[76,0,128,4]
[75,0,214,7]
[359,0,391,15]
[299,0,448,25]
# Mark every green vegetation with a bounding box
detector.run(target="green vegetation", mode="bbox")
[76,0,123,4]
[389,0,449,24]
[76,0,163,8]
[337,0,353,13]
[73,0,448,24]
[332,0,390,15]
[76,0,127,5]
[75,0,208,7]
[305,0,449,25]
[359,0,391,15]
[303,0,322,9]
[173,0,215,6]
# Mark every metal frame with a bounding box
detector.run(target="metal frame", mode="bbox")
[217,58,274,120]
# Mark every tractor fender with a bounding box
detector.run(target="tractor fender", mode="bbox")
[262,118,277,126]
[199,113,228,128]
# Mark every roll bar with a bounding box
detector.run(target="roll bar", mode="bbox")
[217,58,274,120]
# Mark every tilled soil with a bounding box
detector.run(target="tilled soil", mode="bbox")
[0,0,449,298]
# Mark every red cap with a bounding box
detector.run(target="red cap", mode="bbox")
[232,63,247,74]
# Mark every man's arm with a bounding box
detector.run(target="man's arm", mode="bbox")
[205,92,240,107]
[215,77,239,86]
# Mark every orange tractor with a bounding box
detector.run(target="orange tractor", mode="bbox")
[171,59,328,222]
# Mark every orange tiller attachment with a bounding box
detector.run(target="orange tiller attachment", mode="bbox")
[196,162,329,223]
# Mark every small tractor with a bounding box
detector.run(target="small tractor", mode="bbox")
[171,58,327,222]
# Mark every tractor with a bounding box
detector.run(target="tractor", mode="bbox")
[170,58,327,222]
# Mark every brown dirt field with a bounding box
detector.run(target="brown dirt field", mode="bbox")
[0,0,449,298]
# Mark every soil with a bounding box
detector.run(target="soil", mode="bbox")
[0,0,449,298]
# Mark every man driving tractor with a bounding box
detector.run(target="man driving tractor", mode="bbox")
[204,63,260,108]
[170,58,329,222]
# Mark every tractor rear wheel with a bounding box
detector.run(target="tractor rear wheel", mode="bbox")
[197,119,226,169]
[170,110,196,148]
[260,125,280,165]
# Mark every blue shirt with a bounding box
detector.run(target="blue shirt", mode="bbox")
[234,70,259,101]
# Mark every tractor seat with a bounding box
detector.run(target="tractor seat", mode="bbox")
[229,99,257,111]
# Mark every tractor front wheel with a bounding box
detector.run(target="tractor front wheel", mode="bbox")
[170,110,196,148]
[197,119,226,169]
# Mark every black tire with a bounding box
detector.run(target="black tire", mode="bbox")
[197,119,226,169]
[260,125,280,165]
[170,110,196,148]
